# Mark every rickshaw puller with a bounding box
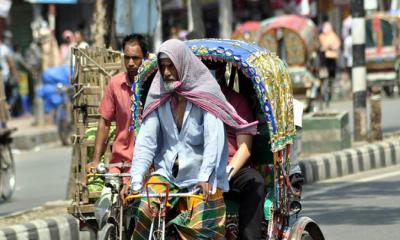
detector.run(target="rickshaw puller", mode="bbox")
[130,39,258,239]
[86,34,148,200]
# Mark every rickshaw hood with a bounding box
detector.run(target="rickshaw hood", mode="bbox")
[142,39,258,135]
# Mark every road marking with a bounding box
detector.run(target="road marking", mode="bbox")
[354,170,400,183]
[302,167,400,199]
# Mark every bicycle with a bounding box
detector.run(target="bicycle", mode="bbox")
[0,127,17,201]
[125,183,202,240]
[87,166,202,240]
[86,167,132,240]
[55,83,74,146]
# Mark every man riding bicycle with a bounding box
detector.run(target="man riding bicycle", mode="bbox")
[86,34,148,199]
[130,39,257,239]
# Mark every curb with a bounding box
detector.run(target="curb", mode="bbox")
[11,129,59,150]
[0,215,94,240]
[299,138,400,184]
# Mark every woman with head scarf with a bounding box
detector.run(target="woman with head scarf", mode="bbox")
[130,39,257,239]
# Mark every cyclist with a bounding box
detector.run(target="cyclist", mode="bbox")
[86,34,148,200]
[130,39,258,239]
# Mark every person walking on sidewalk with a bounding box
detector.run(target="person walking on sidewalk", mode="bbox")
[0,34,19,116]
[86,34,149,199]
[319,21,341,106]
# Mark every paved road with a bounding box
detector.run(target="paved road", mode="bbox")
[328,97,400,134]
[0,146,72,216]
[301,165,400,240]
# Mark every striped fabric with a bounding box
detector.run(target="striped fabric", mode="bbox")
[131,175,226,240]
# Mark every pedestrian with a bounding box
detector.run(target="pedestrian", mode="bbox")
[0,33,19,116]
[12,44,32,116]
[343,29,353,98]
[85,34,149,200]
[319,21,341,105]
[343,29,352,79]
[59,30,75,65]
[130,39,258,239]
[73,30,89,49]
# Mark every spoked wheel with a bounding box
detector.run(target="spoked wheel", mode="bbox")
[301,232,314,240]
[99,223,118,240]
[0,144,16,201]
[57,108,73,146]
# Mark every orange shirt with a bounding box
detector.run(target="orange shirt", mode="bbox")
[98,72,134,171]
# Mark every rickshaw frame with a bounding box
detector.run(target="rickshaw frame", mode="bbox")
[365,13,400,96]
[130,39,324,240]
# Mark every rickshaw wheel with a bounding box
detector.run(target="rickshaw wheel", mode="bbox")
[383,86,395,97]
[301,232,314,240]
[99,223,118,240]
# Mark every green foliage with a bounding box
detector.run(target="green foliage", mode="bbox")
[85,125,116,193]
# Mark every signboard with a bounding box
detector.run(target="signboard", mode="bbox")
[25,0,77,4]
[115,0,159,36]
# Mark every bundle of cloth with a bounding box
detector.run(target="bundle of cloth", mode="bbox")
[36,64,70,113]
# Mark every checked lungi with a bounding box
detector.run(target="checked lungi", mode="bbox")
[132,175,226,239]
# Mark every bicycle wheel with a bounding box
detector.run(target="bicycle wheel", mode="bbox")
[99,223,118,240]
[56,106,73,146]
[0,143,16,200]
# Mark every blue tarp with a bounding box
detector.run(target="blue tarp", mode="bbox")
[42,64,70,85]
[37,65,70,113]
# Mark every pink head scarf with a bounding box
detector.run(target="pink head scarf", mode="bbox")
[142,39,258,134]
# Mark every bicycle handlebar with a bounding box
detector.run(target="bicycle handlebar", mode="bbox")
[86,173,131,178]
[125,189,203,202]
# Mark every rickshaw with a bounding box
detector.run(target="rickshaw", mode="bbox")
[365,13,400,96]
[127,39,324,239]
[255,15,320,112]
[232,21,260,43]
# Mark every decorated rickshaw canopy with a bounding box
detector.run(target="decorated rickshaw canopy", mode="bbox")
[232,21,260,42]
[130,39,295,152]
[255,14,318,66]
[365,13,400,48]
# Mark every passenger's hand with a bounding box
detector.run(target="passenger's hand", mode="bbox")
[120,184,130,201]
[196,181,211,202]
[86,161,98,173]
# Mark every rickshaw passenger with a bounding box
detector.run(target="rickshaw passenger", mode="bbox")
[212,64,266,240]
[130,39,258,239]
[86,34,149,199]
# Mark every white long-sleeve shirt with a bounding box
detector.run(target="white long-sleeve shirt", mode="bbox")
[130,100,229,193]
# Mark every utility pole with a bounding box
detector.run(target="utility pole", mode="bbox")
[153,0,162,52]
[219,0,232,39]
[351,0,368,141]
[32,4,44,126]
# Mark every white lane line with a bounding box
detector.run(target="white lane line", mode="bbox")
[354,170,400,183]
[302,169,400,199]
